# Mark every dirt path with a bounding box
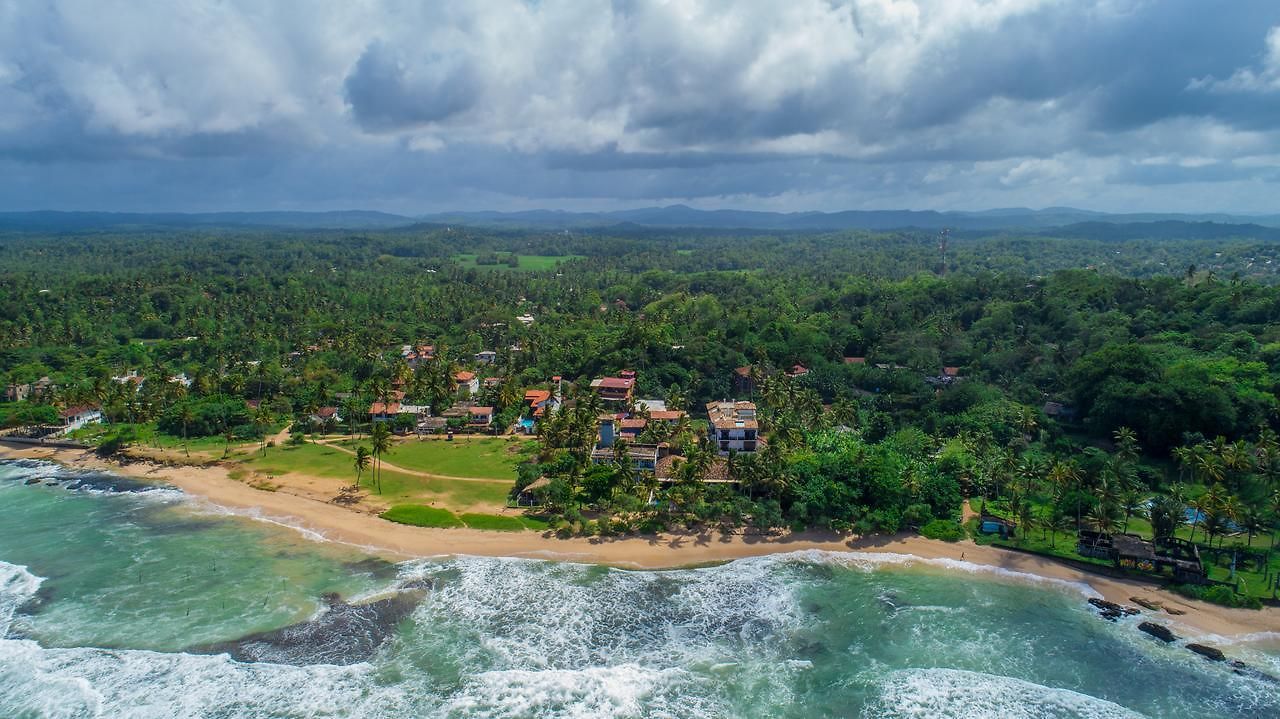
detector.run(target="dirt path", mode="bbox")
[962,499,979,523]
[266,424,294,446]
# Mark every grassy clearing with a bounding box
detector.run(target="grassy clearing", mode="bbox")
[452,253,583,272]
[381,505,465,528]
[238,442,514,510]
[338,436,533,480]
[459,513,549,532]
[381,505,547,532]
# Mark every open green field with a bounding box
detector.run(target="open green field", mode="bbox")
[236,442,513,510]
[337,436,534,480]
[452,253,583,271]
[382,504,548,531]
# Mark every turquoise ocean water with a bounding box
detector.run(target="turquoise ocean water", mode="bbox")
[1,458,1277,718]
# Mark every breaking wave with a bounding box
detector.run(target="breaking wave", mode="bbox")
[865,668,1147,718]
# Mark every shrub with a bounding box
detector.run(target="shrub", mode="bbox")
[638,517,666,535]
[1169,583,1262,609]
[920,519,967,542]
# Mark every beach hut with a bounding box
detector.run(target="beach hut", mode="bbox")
[516,477,551,507]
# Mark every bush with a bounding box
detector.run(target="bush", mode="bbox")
[1169,583,1262,609]
[920,519,967,542]
[637,517,666,535]
[380,505,464,528]
[902,503,934,528]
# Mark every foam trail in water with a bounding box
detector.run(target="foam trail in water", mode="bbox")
[865,667,1148,719]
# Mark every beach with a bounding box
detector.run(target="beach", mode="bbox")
[3,440,1276,640]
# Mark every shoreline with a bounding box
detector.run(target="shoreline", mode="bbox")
[4,441,1278,641]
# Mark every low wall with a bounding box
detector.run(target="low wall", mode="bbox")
[0,436,89,449]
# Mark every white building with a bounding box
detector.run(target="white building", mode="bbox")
[61,406,103,432]
[706,401,760,455]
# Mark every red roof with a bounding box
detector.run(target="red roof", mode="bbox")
[369,402,401,415]
[648,410,686,421]
[314,407,337,418]
[592,377,635,389]
[943,366,960,377]
[525,389,552,404]
[455,371,476,381]
[734,365,753,377]
[60,405,98,418]
[619,418,647,429]
[469,406,494,415]
[788,364,809,375]
[844,357,866,364]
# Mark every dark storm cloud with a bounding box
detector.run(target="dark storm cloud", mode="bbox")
[343,42,478,131]
[2,1,1280,213]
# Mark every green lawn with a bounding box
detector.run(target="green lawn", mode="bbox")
[338,437,534,480]
[238,442,513,510]
[452,253,582,272]
[381,505,465,528]
[381,504,548,531]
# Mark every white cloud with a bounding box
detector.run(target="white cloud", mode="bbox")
[1190,26,1280,93]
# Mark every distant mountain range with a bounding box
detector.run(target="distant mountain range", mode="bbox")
[4,206,1280,235]
[419,205,1280,232]
[0,210,413,231]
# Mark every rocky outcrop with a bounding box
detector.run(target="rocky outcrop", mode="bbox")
[1186,643,1226,662]
[1137,621,1178,643]
[1088,597,1140,621]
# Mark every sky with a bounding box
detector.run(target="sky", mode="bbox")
[3,0,1280,215]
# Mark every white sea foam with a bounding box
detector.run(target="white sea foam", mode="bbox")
[865,667,1149,719]
[441,663,711,719]
[0,560,43,634]
[0,636,411,719]
[761,548,1105,599]
[186,499,334,544]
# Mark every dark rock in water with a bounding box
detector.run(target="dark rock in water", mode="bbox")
[24,478,41,485]
[1088,597,1137,621]
[1230,660,1280,684]
[1186,643,1226,662]
[194,589,427,666]
[1138,622,1178,643]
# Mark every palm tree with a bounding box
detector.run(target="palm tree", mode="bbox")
[253,405,272,456]
[342,396,364,438]
[178,403,195,457]
[369,422,392,495]
[1046,512,1074,550]
[352,445,371,489]
[1119,489,1146,534]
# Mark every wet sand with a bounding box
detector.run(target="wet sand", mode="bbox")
[4,441,1277,640]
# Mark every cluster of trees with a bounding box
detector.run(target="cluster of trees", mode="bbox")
[3,226,1280,554]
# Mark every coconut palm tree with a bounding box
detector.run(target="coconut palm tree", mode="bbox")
[178,403,195,457]
[369,422,392,495]
[353,445,371,489]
